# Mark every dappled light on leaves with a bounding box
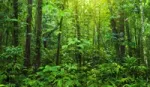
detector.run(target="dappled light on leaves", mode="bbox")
[0,0,150,86]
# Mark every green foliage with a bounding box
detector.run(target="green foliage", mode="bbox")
[61,38,90,64]
[1,0,150,87]
[22,64,80,87]
[0,56,149,87]
[0,46,23,59]
[20,57,148,87]
[0,46,23,71]
[0,46,23,86]
[0,84,5,87]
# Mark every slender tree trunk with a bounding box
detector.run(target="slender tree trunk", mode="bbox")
[12,0,19,46]
[56,17,63,65]
[112,18,120,61]
[146,35,150,83]
[86,24,90,40]
[133,14,138,59]
[140,0,144,63]
[0,3,2,50]
[24,0,32,68]
[107,0,119,60]
[75,0,82,67]
[119,11,125,61]
[136,0,144,64]
[146,35,150,66]
[125,20,132,57]
[35,0,42,69]
[140,0,148,82]
[56,0,66,65]
[0,32,2,52]
[93,26,96,47]
[97,15,101,51]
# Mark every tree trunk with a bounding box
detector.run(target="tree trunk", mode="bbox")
[119,11,125,61]
[56,0,66,65]
[0,32,2,52]
[107,0,119,61]
[35,0,42,69]
[97,16,101,51]
[136,0,144,64]
[93,26,96,47]
[24,0,32,68]
[12,0,19,46]
[140,0,144,64]
[125,20,132,57]
[56,17,63,65]
[112,18,120,61]
[75,0,82,67]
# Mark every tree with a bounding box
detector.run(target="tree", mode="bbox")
[139,0,144,64]
[35,0,42,69]
[118,1,125,61]
[24,0,32,68]
[74,0,82,67]
[107,0,119,61]
[12,0,19,46]
[125,20,132,57]
[56,0,65,65]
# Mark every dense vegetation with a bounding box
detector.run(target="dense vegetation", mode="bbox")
[0,0,150,87]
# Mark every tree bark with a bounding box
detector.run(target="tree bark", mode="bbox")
[140,0,144,64]
[97,13,101,51]
[119,11,125,61]
[125,20,132,57]
[35,0,42,69]
[56,17,63,65]
[136,0,144,64]
[56,0,66,65]
[12,0,19,46]
[0,32,2,52]
[24,0,32,68]
[75,0,82,67]
[107,0,119,61]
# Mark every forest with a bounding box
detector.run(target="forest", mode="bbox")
[0,0,150,87]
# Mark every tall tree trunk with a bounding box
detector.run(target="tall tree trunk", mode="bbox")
[119,11,125,61]
[140,0,144,64]
[56,17,63,65]
[24,0,32,68]
[125,20,132,57]
[75,0,82,67]
[107,0,119,61]
[93,26,96,47]
[112,18,120,61]
[136,0,144,64]
[97,11,101,51]
[56,0,65,65]
[146,35,150,83]
[140,0,148,82]
[35,0,42,69]
[13,0,19,46]
[0,32,2,52]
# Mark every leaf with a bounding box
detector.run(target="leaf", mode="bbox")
[6,18,18,22]
[78,44,84,49]
[62,45,68,49]
[55,31,62,35]
[0,84,5,87]
[57,79,63,87]
[64,80,73,87]
[102,85,113,87]
[89,83,98,87]
[43,65,51,72]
